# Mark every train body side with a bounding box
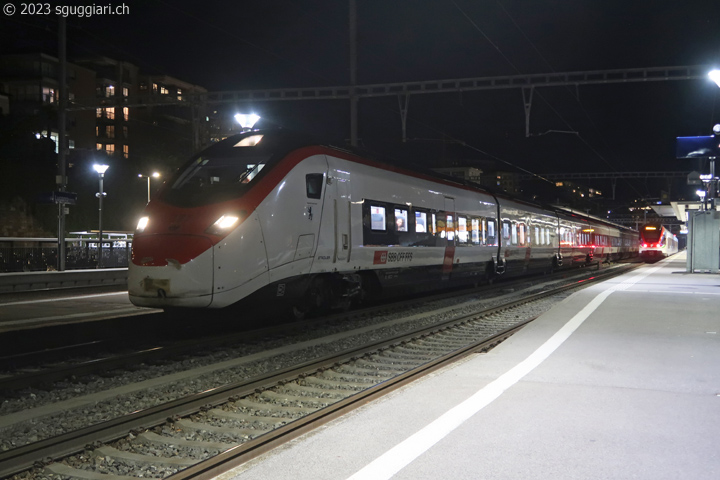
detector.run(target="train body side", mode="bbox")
[128,130,639,311]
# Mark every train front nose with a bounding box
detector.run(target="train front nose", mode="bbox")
[128,234,215,308]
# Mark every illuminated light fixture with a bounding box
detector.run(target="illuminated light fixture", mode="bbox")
[696,189,707,198]
[93,164,109,175]
[136,216,149,233]
[206,214,240,235]
[234,134,264,147]
[710,69,720,88]
[645,226,657,230]
[234,113,260,131]
[582,228,595,232]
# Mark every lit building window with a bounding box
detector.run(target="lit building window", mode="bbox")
[106,107,115,120]
[105,144,115,155]
[123,87,129,97]
[96,108,102,118]
[105,85,115,97]
[123,145,129,158]
[106,126,115,138]
[123,107,129,121]
[160,86,169,95]
[96,143,102,150]
[95,126,99,136]
[42,87,55,103]
[152,83,158,93]
[177,88,182,101]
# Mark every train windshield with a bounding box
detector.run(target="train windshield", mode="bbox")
[641,228,662,242]
[162,130,314,207]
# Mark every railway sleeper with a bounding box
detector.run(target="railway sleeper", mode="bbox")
[231,398,318,415]
[282,381,356,397]
[44,463,137,480]
[370,355,424,367]
[137,431,233,453]
[259,390,333,407]
[90,445,197,468]
[174,418,261,439]
[305,373,375,389]
[209,408,289,427]
[337,362,402,376]
[378,350,442,361]
[415,338,472,349]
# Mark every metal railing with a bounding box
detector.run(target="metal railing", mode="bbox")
[0,235,132,273]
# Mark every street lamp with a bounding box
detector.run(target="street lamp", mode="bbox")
[709,69,720,88]
[93,164,109,268]
[696,189,707,211]
[138,172,160,203]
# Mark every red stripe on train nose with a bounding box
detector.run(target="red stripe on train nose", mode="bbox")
[132,234,213,266]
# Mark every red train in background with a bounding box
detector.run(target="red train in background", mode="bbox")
[639,224,678,260]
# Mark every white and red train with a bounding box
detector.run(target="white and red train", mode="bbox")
[639,224,678,259]
[128,129,638,313]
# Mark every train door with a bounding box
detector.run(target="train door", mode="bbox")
[442,197,455,279]
[331,168,351,264]
[296,171,325,261]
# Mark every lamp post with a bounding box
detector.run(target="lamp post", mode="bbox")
[138,172,160,203]
[93,164,109,268]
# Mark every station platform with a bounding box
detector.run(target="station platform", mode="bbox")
[219,252,720,480]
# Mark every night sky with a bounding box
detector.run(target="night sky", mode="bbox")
[2,0,719,201]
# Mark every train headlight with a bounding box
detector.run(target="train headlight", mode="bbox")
[206,214,240,235]
[136,216,149,233]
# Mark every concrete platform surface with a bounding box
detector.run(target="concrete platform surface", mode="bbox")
[218,253,720,480]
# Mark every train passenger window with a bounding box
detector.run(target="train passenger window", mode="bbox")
[457,217,469,244]
[395,208,408,232]
[471,218,480,244]
[511,223,518,245]
[487,219,497,246]
[436,214,446,238]
[518,223,526,246]
[446,215,455,241]
[370,206,386,231]
[502,220,511,241]
[430,213,437,235]
[415,211,427,233]
[305,173,324,199]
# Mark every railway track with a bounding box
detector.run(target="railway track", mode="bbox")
[0,261,629,391]
[1,263,638,480]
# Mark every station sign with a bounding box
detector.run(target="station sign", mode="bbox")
[39,191,78,205]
